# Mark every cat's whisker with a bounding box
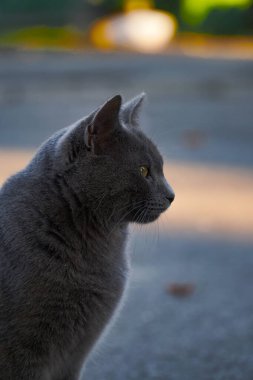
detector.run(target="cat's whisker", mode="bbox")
[107,199,146,225]
[107,201,130,224]
[152,218,157,248]
[163,213,172,237]
[133,205,145,223]
[115,200,146,216]
[131,207,145,237]
[94,190,108,213]
[156,219,160,248]
[108,201,146,236]
[139,207,150,250]
[134,205,146,225]
[138,206,147,226]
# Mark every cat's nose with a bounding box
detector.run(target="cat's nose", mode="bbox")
[166,193,175,204]
[162,177,175,205]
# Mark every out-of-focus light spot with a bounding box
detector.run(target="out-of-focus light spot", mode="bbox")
[182,0,251,24]
[90,18,115,49]
[176,34,253,61]
[90,10,177,53]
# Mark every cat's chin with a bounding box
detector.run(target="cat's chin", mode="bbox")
[133,210,163,224]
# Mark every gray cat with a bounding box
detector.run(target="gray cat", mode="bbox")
[0,93,175,380]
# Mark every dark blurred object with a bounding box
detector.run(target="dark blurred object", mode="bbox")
[166,283,195,297]
[0,0,99,31]
[182,130,207,150]
[188,7,253,35]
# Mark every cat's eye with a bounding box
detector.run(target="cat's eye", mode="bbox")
[139,166,149,177]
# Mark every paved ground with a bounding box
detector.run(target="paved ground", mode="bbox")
[0,50,253,379]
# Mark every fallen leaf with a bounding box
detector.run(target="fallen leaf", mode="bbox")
[166,283,195,297]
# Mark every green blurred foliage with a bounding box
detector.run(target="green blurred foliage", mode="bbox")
[94,0,124,12]
[155,0,253,34]
[154,0,180,18]
[0,26,86,49]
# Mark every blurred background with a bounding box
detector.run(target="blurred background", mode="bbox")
[0,1,253,379]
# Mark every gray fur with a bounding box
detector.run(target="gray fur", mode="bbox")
[120,92,146,127]
[0,94,175,379]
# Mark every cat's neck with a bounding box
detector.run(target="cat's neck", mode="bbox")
[38,173,128,243]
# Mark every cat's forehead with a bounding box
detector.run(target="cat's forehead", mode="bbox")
[121,128,163,165]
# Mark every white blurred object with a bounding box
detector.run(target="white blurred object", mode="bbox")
[90,9,177,53]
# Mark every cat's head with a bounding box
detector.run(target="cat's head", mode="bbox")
[54,94,175,225]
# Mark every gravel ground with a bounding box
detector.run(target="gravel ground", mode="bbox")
[85,231,253,380]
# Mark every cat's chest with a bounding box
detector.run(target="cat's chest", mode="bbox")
[78,223,129,281]
[81,229,129,300]
[38,225,128,370]
[64,225,129,319]
[46,229,129,374]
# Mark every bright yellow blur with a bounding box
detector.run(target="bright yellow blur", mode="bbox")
[124,0,153,11]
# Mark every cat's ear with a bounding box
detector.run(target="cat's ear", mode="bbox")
[54,95,121,171]
[120,92,146,128]
[85,95,122,152]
